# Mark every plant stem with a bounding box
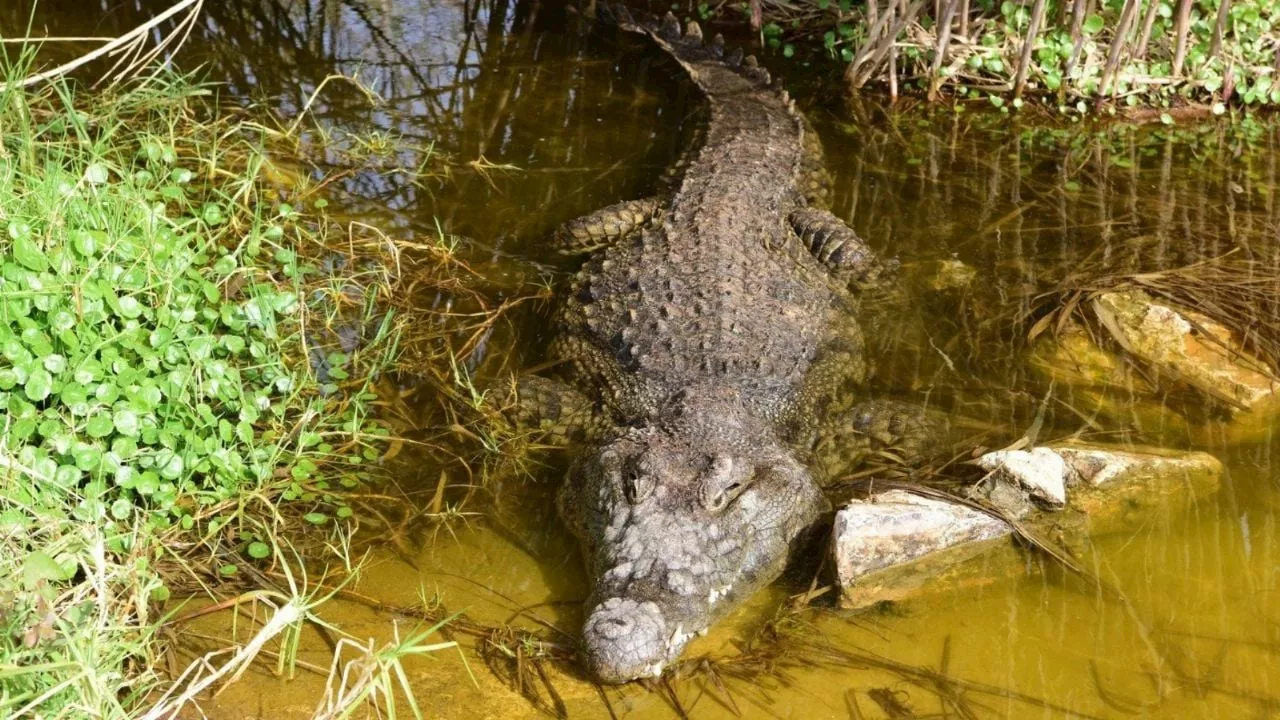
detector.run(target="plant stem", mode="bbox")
[1171,0,1193,77]
[1133,0,1160,59]
[928,0,959,101]
[1208,0,1231,62]
[1013,0,1047,100]
[1063,0,1089,80]
[1099,0,1140,99]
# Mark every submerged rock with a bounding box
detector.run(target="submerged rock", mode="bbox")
[835,444,1222,608]
[927,258,978,291]
[1029,322,1150,393]
[1092,290,1280,413]
[833,490,1011,607]
[1051,444,1222,528]
[971,442,1221,518]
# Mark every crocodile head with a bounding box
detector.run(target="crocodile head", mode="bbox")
[558,387,829,684]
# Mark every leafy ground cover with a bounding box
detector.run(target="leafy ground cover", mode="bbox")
[0,65,450,717]
[699,0,1279,112]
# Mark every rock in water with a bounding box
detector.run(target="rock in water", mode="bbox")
[833,490,1011,607]
[1093,289,1280,413]
[835,444,1222,608]
[975,447,1069,511]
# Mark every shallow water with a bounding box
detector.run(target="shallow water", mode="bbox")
[7,1,1280,718]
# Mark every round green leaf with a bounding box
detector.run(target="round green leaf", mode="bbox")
[117,296,143,319]
[156,450,184,480]
[24,368,53,402]
[84,163,110,185]
[114,409,141,437]
[85,412,114,438]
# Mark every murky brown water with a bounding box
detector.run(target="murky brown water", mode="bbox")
[7,1,1280,718]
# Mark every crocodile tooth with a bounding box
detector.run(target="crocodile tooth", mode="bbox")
[780,89,790,103]
[743,54,758,68]
[660,11,681,38]
[755,68,772,85]
[684,20,703,41]
[706,33,724,57]
[726,46,743,66]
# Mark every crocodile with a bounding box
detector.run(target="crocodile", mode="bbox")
[516,4,936,684]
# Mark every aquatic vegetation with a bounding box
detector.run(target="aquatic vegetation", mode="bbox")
[0,64,437,716]
[710,0,1280,110]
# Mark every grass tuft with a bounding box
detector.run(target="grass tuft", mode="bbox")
[0,55,485,717]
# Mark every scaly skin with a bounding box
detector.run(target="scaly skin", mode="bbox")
[519,5,920,684]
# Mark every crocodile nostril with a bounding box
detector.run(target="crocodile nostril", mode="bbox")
[625,469,655,503]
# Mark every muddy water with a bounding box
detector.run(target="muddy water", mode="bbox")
[8,1,1280,718]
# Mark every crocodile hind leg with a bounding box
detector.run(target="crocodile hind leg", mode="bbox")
[788,208,892,287]
[552,197,663,255]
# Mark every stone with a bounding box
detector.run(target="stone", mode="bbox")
[1092,289,1280,413]
[1051,443,1222,530]
[1029,322,1148,392]
[834,444,1222,608]
[1054,444,1218,488]
[928,259,977,290]
[975,446,1069,510]
[833,490,1011,607]
[1027,322,1194,438]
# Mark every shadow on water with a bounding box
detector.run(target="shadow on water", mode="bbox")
[5,1,1280,718]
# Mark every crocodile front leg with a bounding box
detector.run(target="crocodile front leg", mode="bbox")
[512,375,615,445]
[788,208,893,287]
[803,398,952,480]
[552,197,663,255]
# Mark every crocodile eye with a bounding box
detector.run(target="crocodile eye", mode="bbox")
[624,467,655,504]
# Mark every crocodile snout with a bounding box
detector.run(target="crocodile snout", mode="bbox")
[582,597,670,684]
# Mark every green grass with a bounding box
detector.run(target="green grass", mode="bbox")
[0,62,422,717]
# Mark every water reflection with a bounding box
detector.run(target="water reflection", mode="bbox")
[4,1,1280,718]
[5,0,689,249]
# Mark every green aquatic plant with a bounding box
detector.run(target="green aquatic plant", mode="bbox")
[0,62,412,717]
[704,0,1280,110]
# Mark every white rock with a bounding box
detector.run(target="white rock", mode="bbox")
[975,447,1069,507]
[832,490,1011,591]
[1052,445,1221,489]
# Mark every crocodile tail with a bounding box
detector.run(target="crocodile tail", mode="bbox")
[594,2,785,98]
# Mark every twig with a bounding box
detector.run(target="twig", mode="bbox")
[850,0,928,88]
[139,599,304,720]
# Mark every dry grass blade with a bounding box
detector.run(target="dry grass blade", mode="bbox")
[0,0,204,91]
